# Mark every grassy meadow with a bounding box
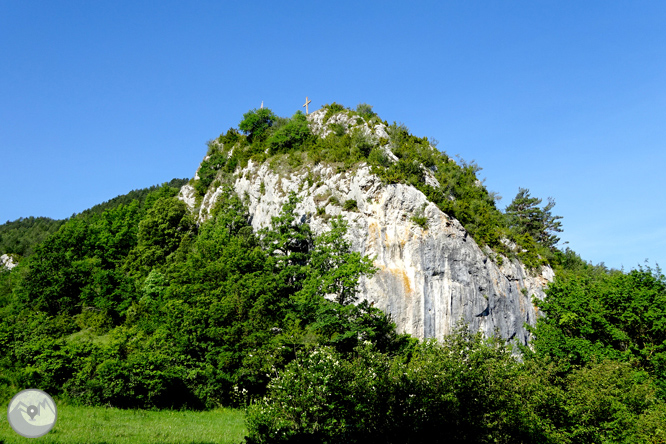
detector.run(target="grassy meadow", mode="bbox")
[0,404,246,444]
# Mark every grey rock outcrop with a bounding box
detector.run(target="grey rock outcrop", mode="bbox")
[178,109,553,344]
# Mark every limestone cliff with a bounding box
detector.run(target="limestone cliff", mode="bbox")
[178,108,553,344]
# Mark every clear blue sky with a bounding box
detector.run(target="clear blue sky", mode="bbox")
[2,1,664,270]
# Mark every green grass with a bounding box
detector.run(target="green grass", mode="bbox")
[0,404,246,444]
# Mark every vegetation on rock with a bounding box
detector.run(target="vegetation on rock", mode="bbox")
[194,103,565,270]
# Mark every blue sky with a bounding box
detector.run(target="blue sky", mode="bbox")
[1,1,665,270]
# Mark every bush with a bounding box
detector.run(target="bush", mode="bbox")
[356,103,376,119]
[343,199,358,212]
[410,205,428,229]
[329,122,346,136]
[322,102,347,123]
[195,151,227,194]
[267,111,312,155]
[245,343,395,444]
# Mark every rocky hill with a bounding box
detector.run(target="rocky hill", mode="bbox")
[179,105,554,344]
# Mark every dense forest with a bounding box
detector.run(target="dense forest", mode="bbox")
[1,105,664,443]
[0,178,188,259]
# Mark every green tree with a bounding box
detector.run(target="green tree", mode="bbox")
[123,196,194,279]
[505,188,563,250]
[356,103,376,119]
[239,108,276,142]
[258,193,313,289]
[304,216,375,306]
[530,265,666,395]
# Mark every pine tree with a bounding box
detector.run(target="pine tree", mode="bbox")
[505,188,563,250]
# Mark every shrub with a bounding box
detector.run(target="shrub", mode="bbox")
[195,151,227,196]
[411,204,428,229]
[245,343,395,444]
[367,147,391,167]
[343,199,358,212]
[356,103,376,119]
[218,127,241,148]
[267,111,312,155]
[329,122,346,136]
[322,102,347,123]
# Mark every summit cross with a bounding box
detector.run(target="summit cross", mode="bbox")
[303,96,312,115]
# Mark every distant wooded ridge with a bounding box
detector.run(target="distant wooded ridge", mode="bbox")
[0,178,188,258]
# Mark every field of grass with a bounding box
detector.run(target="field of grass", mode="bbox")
[0,404,247,444]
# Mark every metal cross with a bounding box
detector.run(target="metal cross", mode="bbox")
[303,96,312,115]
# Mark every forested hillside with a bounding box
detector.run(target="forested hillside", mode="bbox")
[0,178,188,259]
[1,105,664,443]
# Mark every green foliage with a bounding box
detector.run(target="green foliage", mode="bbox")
[300,216,376,307]
[529,265,666,395]
[329,122,346,136]
[560,360,664,443]
[266,111,313,155]
[322,102,347,123]
[16,201,144,320]
[410,204,428,229]
[343,199,358,212]
[239,108,276,142]
[247,325,666,444]
[123,196,195,279]
[78,178,189,218]
[0,179,187,259]
[506,187,563,250]
[0,217,65,257]
[218,127,241,148]
[246,328,535,443]
[356,103,376,119]
[367,147,391,167]
[194,150,228,196]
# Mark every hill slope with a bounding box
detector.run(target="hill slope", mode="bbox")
[0,178,188,260]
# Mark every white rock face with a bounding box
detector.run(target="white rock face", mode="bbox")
[181,159,553,345]
[1,254,17,270]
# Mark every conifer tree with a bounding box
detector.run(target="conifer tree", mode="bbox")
[505,188,563,250]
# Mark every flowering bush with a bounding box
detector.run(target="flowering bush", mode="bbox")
[245,329,535,443]
[245,343,393,443]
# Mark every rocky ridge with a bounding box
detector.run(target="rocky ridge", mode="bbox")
[178,108,554,344]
